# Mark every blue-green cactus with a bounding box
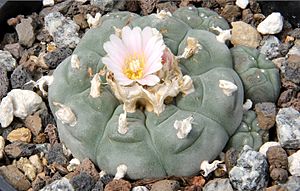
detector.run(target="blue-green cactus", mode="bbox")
[48,8,280,179]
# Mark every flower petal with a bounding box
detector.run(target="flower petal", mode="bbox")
[102,57,122,73]
[131,27,142,54]
[114,72,134,85]
[142,27,153,48]
[137,74,160,86]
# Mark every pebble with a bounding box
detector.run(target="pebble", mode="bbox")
[3,43,24,59]
[104,179,131,191]
[39,108,56,129]
[224,148,239,172]
[139,0,157,15]
[91,0,114,12]
[229,145,269,191]
[47,143,68,165]
[255,102,276,130]
[16,157,37,181]
[259,35,281,59]
[92,180,104,191]
[7,127,32,143]
[288,150,300,176]
[284,45,300,84]
[231,21,261,48]
[40,177,74,191]
[276,107,300,149]
[4,142,37,158]
[29,154,44,173]
[73,14,89,29]
[0,50,16,72]
[284,176,300,191]
[0,165,31,191]
[221,5,241,22]
[32,173,48,191]
[43,0,55,7]
[15,17,35,47]
[257,12,283,34]
[0,65,9,100]
[259,141,281,156]
[44,12,80,48]
[70,172,96,191]
[44,124,59,144]
[75,158,99,180]
[288,28,300,39]
[100,174,114,185]
[150,180,180,191]
[132,186,149,191]
[235,0,249,9]
[0,136,5,159]
[266,146,288,182]
[25,113,42,136]
[67,158,80,172]
[203,178,233,191]
[44,47,72,69]
[10,65,33,89]
[0,89,43,127]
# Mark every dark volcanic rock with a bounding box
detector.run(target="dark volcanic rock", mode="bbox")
[70,172,96,191]
[47,143,68,165]
[44,47,72,69]
[10,65,33,89]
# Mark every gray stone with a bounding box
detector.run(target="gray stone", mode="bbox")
[150,180,180,191]
[40,177,74,191]
[3,43,24,59]
[90,0,114,11]
[44,47,72,69]
[0,65,9,100]
[0,50,16,72]
[47,143,68,165]
[15,18,35,47]
[276,107,300,149]
[70,172,96,191]
[259,35,281,59]
[10,65,32,89]
[255,102,276,130]
[44,12,80,48]
[91,180,104,191]
[203,178,233,191]
[229,145,269,191]
[283,176,300,191]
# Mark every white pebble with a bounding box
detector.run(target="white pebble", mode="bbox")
[0,136,5,159]
[43,0,54,6]
[67,158,81,172]
[236,0,249,9]
[114,164,128,180]
[259,141,281,156]
[0,89,43,127]
[242,99,253,111]
[257,12,283,34]
[132,186,149,191]
[288,150,300,176]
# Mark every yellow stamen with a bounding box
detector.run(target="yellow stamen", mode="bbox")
[123,53,145,80]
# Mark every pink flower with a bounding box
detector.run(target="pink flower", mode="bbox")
[102,26,166,86]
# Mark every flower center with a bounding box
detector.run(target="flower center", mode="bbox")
[124,54,145,80]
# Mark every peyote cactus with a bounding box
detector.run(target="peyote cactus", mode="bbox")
[48,7,280,179]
